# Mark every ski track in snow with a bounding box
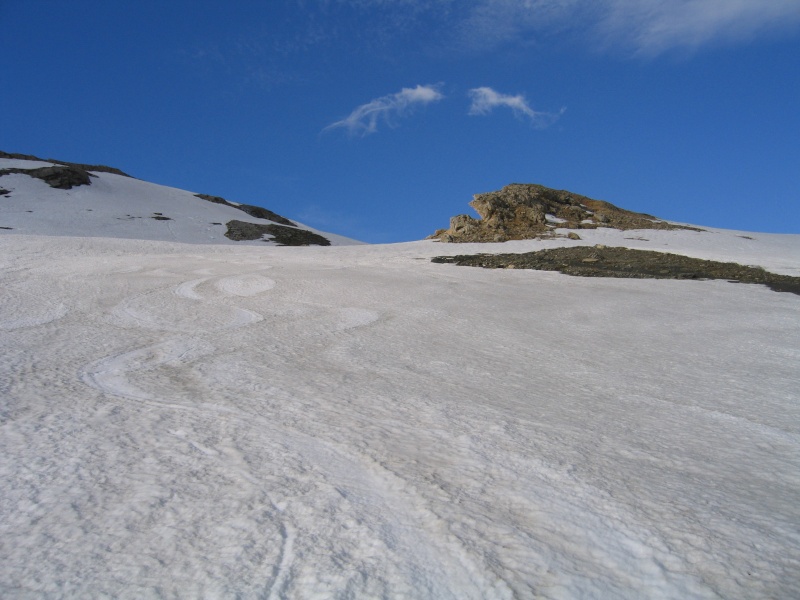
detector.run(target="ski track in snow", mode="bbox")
[1,233,799,598]
[111,275,266,332]
[80,338,219,407]
[215,273,276,297]
[77,266,494,596]
[0,285,68,330]
[77,265,499,597]
[336,307,381,331]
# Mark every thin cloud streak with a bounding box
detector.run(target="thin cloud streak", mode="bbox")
[468,87,564,127]
[324,84,445,136]
[598,0,800,55]
[364,0,800,55]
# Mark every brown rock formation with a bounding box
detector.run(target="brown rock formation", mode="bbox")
[430,183,699,243]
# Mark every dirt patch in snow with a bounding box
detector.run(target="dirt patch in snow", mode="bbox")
[224,219,331,246]
[432,246,800,296]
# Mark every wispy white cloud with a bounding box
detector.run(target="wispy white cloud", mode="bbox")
[598,0,800,55]
[324,84,445,136]
[455,0,578,50]
[441,0,800,55]
[468,87,564,127]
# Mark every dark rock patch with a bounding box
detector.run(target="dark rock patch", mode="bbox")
[236,204,297,227]
[430,183,702,243]
[0,151,131,177]
[0,188,10,196]
[196,193,230,206]
[0,151,42,161]
[224,219,330,246]
[432,246,800,296]
[0,226,13,230]
[151,215,172,221]
[0,165,92,189]
[195,194,297,226]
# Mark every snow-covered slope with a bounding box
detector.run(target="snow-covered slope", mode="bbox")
[1,189,799,597]
[0,157,360,246]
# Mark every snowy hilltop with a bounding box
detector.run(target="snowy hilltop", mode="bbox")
[2,151,800,599]
[0,151,360,246]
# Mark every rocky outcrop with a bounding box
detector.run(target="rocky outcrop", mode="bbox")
[0,165,93,189]
[224,220,330,246]
[0,151,131,177]
[0,149,135,191]
[195,194,297,227]
[430,183,699,243]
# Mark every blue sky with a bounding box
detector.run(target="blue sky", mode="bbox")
[3,1,799,242]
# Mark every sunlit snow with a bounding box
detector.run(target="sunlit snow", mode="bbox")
[0,158,359,246]
[1,163,799,598]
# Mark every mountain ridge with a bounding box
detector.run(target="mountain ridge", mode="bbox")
[0,152,359,246]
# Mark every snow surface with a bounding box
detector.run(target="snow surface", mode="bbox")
[0,159,57,170]
[1,172,799,598]
[0,158,360,246]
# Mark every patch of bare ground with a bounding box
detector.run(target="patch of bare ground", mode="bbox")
[432,246,800,296]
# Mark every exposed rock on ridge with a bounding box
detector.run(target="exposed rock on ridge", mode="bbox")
[2,152,314,243]
[430,183,700,243]
[0,165,93,190]
[0,150,131,177]
[195,194,297,227]
[1,150,133,191]
[224,220,331,246]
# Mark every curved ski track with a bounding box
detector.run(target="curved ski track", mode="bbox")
[3,236,797,599]
[78,267,507,599]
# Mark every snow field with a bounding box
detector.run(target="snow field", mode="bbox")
[0,231,799,598]
[0,158,360,247]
